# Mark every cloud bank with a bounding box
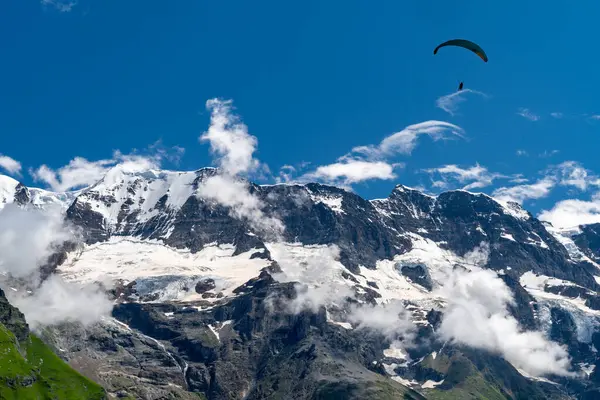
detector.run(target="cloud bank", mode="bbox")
[538,193,600,229]
[0,203,112,330]
[436,242,572,377]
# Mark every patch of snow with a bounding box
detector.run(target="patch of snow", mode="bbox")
[207,324,220,342]
[266,242,352,296]
[383,346,408,360]
[500,232,516,242]
[520,271,577,291]
[332,321,353,330]
[391,376,419,387]
[520,273,600,343]
[517,368,560,385]
[545,225,600,269]
[524,233,549,249]
[77,169,199,233]
[59,236,270,302]
[421,379,444,389]
[0,175,19,209]
[496,200,530,221]
[309,193,345,214]
[579,362,595,377]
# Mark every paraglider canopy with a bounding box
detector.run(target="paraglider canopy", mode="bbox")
[433,39,488,63]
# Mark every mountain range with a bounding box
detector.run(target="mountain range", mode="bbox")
[1,166,600,399]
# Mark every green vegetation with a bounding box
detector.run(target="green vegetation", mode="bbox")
[0,324,106,400]
[424,374,507,400]
[314,379,427,400]
[420,353,507,400]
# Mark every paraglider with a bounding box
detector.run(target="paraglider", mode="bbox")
[434,39,487,91]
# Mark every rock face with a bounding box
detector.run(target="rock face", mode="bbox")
[4,168,600,399]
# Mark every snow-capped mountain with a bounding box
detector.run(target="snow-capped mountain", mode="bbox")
[0,174,79,211]
[3,168,600,400]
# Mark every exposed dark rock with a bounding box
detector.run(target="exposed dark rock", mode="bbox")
[399,264,432,291]
[195,278,216,294]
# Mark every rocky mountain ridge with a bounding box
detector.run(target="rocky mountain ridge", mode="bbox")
[2,168,600,399]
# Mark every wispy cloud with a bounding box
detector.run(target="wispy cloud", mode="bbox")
[200,99,261,176]
[0,155,22,176]
[538,192,600,229]
[424,163,504,191]
[550,112,564,119]
[516,149,528,157]
[197,98,284,239]
[553,161,600,191]
[539,149,560,158]
[300,121,464,188]
[517,108,540,121]
[492,178,556,204]
[41,0,77,12]
[350,121,465,159]
[436,89,488,116]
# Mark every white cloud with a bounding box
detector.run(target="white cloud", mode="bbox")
[351,121,465,159]
[492,178,556,205]
[269,243,417,346]
[0,204,72,278]
[0,155,22,176]
[516,149,529,157]
[275,165,296,183]
[517,108,540,121]
[424,163,503,191]
[270,244,353,314]
[10,275,113,330]
[540,150,559,158]
[550,112,564,119]
[436,89,487,116]
[300,120,464,187]
[197,174,284,238]
[348,300,416,342]
[41,0,76,12]
[30,150,165,192]
[302,160,398,186]
[554,161,600,191]
[0,203,112,329]
[538,192,600,229]
[436,242,572,377]
[200,99,260,176]
[196,99,284,238]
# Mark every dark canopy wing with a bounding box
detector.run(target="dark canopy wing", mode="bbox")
[433,39,488,62]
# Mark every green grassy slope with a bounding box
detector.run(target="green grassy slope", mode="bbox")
[0,323,106,400]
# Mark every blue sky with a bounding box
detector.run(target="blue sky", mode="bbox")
[2,0,600,228]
